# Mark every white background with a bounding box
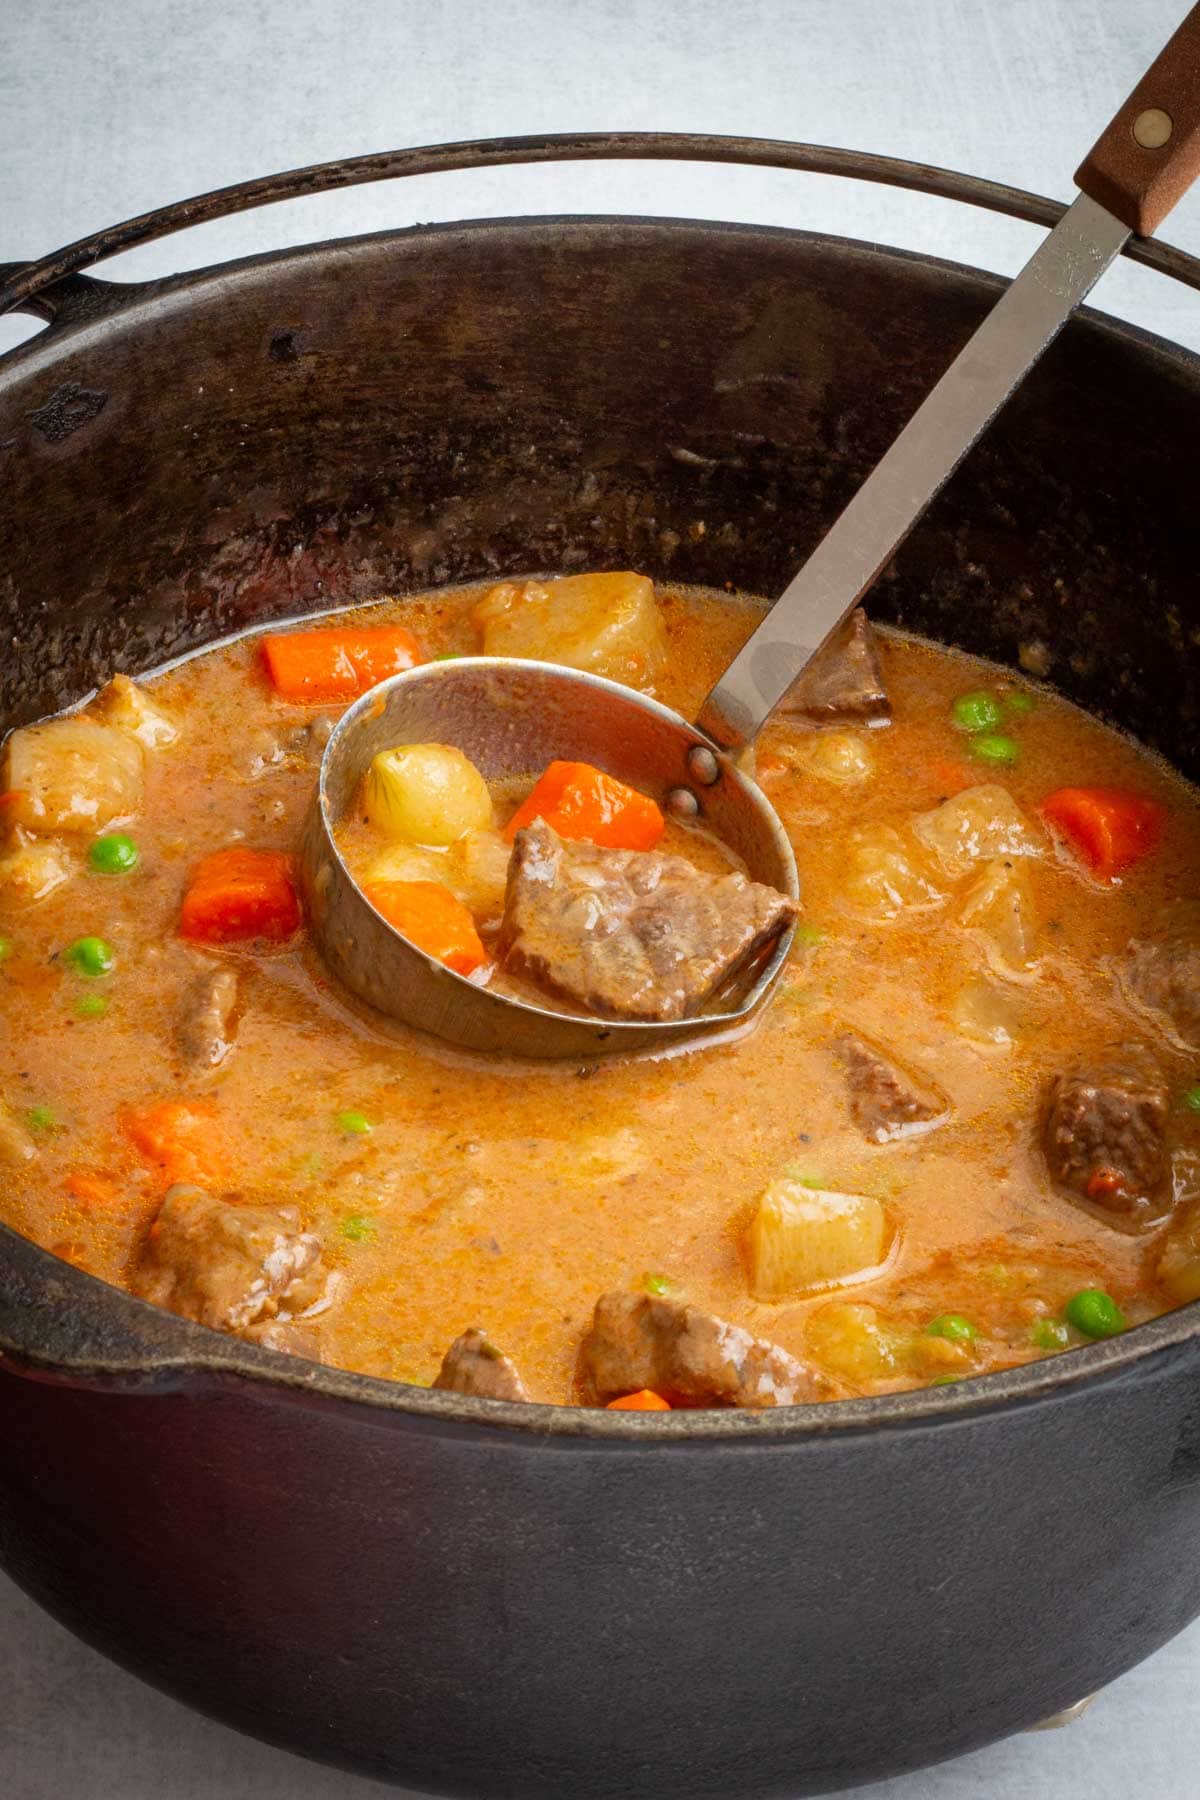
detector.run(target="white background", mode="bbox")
[2,2,1199,1795]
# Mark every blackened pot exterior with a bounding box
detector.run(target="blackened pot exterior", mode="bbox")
[2,207,1200,1798]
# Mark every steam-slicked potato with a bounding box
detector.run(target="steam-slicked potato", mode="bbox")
[951,976,1025,1046]
[451,827,511,919]
[958,859,1040,978]
[1157,1198,1200,1303]
[841,824,944,921]
[3,717,143,835]
[365,842,446,887]
[364,743,492,846]
[366,827,510,922]
[792,730,876,785]
[0,1099,37,1165]
[93,673,179,748]
[913,784,1044,879]
[472,572,668,691]
[805,1301,901,1384]
[746,1178,888,1298]
[0,833,73,903]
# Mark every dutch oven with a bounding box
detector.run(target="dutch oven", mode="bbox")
[2,136,1200,1799]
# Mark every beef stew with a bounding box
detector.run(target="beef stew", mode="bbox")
[4,572,1200,1407]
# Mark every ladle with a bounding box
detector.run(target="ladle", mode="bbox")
[301,3,1200,1057]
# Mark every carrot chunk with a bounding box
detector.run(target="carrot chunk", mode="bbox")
[1041,786,1165,880]
[65,1170,122,1208]
[1086,1167,1127,1201]
[606,1390,672,1411]
[261,626,424,703]
[362,878,488,976]
[503,760,665,850]
[121,1098,224,1188]
[179,848,301,943]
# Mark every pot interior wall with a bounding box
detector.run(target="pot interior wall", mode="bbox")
[1,216,1198,766]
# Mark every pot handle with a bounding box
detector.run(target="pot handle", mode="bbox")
[1076,1,1200,235]
[3,133,1200,334]
[0,262,153,333]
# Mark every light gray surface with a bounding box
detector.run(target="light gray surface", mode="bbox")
[2,1,1199,1796]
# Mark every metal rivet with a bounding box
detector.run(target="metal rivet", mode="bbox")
[1133,107,1173,149]
[687,745,721,786]
[666,786,700,819]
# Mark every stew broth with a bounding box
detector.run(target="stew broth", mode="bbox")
[3,580,1200,1404]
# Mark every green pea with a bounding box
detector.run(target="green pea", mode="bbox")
[642,1272,673,1297]
[793,922,825,947]
[88,833,139,875]
[1002,690,1036,718]
[1065,1289,1126,1340]
[1182,1084,1200,1113]
[76,993,109,1019]
[928,1376,962,1387]
[951,690,1002,734]
[925,1312,978,1344]
[65,936,115,978]
[342,1214,377,1242]
[26,1105,60,1134]
[969,733,1020,766]
[1032,1317,1071,1351]
[0,937,12,963]
[336,1108,373,1136]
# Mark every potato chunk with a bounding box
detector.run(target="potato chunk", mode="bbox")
[951,977,1026,1047]
[840,824,944,922]
[3,717,143,835]
[746,1178,888,1298]
[791,730,876,786]
[0,832,73,903]
[450,827,511,919]
[913,785,1044,879]
[0,1099,37,1165]
[805,1301,902,1384]
[365,826,511,922]
[472,572,668,691]
[1157,1198,1200,1304]
[364,743,492,846]
[957,859,1040,979]
[92,673,178,748]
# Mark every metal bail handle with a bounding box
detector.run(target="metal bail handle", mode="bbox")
[4,132,1200,332]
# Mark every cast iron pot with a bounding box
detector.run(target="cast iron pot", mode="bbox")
[2,137,1200,1800]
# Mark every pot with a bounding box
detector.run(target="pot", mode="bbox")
[2,137,1200,1800]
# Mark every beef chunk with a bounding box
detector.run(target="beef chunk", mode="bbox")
[133,1183,332,1335]
[832,1032,948,1143]
[177,966,239,1071]
[501,822,797,1022]
[1042,1055,1171,1227]
[433,1327,529,1401]
[779,609,890,727]
[580,1291,830,1408]
[1119,912,1200,1048]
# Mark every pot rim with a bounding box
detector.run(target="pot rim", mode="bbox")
[3,151,1200,1440]
[3,1209,1195,1438]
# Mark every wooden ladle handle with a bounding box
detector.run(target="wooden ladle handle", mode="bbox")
[1076,1,1200,234]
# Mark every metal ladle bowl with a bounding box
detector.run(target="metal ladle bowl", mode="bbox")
[298,654,800,1060]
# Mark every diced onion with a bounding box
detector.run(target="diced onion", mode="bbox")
[364,743,493,846]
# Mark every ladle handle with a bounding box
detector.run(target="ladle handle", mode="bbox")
[1076,1,1200,235]
[695,3,1200,753]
